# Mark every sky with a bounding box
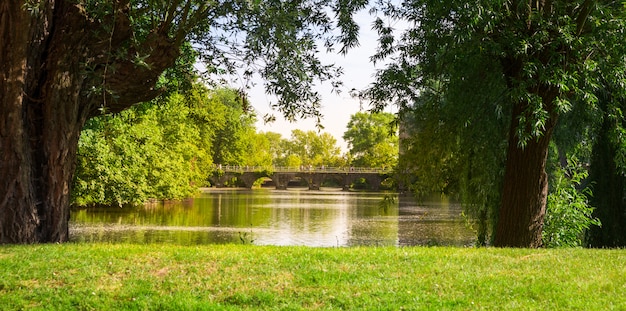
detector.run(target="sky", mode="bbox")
[245,12,388,152]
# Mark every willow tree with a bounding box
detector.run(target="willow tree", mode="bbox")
[0,0,366,243]
[365,1,626,247]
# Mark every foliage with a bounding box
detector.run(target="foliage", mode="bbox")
[396,84,507,245]
[72,0,369,118]
[281,154,303,168]
[363,0,626,246]
[2,244,626,309]
[208,89,257,166]
[543,158,600,248]
[585,80,626,247]
[276,129,345,167]
[73,97,205,206]
[73,86,255,206]
[241,132,274,168]
[366,1,626,127]
[199,0,368,122]
[343,112,398,168]
[241,131,288,169]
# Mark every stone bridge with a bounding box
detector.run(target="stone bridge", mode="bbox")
[209,166,393,191]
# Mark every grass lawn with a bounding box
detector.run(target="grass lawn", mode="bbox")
[0,243,624,310]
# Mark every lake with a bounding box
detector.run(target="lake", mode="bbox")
[70,189,476,247]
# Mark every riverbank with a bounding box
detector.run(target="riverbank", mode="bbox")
[1,244,624,310]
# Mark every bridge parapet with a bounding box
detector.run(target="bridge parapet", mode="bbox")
[213,165,393,174]
[209,165,394,191]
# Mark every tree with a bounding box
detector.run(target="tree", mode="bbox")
[279,130,344,167]
[365,1,626,247]
[343,111,398,168]
[0,0,366,243]
[259,131,285,165]
[240,132,273,168]
[73,95,207,206]
[209,89,257,166]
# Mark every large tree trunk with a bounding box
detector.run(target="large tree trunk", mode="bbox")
[0,1,39,242]
[1,1,91,243]
[494,94,558,248]
[1,1,181,243]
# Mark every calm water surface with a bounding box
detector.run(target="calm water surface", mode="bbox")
[70,189,476,247]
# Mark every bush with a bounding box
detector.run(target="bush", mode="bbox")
[73,94,211,206]
[543,160,600,247]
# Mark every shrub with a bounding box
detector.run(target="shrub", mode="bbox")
[543,160,600,247]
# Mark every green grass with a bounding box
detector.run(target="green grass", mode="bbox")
[0,244,625,310]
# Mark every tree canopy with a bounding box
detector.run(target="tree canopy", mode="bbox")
[343,111,398,168]
[276,129,345,167]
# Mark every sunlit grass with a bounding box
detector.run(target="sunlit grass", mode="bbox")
[1,244,625,310]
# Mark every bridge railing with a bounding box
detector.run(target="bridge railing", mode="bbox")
[212,165,393,174]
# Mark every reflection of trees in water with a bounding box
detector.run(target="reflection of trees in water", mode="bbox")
[345,194,399,247]
[397,195,476,247]
[70,191,476,246]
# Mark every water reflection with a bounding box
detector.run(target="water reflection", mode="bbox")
[398,196,476,246]
[70,189,476,247]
